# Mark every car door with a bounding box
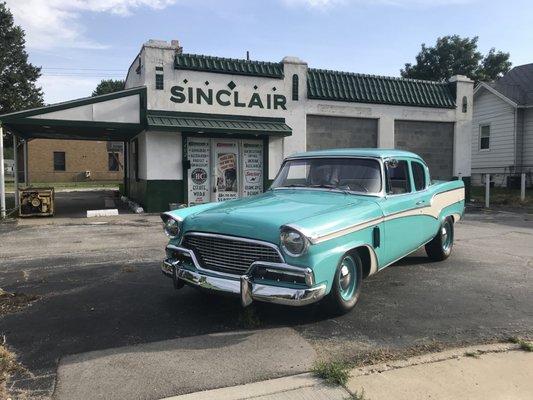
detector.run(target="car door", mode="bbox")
[378,158,424,267]
[409,159,440,243]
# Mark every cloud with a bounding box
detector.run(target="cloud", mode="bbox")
[5,0,177,50]
[282,0,472,9]
[37,75,103,104]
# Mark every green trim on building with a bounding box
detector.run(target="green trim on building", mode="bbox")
[147,111,292,136]
[307,69,456,109]
[174,53,284,79]
[129,179,185,212]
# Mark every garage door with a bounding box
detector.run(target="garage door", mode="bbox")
[394,120,454,180]
[306,115,377,151]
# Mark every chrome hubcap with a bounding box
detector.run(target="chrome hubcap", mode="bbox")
[338,256,357,301]
[441,221,452,252]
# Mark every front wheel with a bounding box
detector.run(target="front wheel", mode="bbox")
[324,252,363,315]
[425,217,454,261]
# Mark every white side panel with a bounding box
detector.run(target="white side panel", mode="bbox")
[145,131,182,180]
[30,104,93,121]
[93,95,140,123]
[29,94,140,123]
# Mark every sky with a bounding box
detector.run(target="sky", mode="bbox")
[5,0,533,104]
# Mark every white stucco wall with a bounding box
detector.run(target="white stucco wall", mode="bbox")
[132,41,473,181]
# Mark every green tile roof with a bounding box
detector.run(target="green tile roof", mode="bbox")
[147,112,292,136]
[307,69,456,108]
[174,53,284,78]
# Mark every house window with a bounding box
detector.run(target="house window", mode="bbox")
[411,161,427,191]
[292,74,299,101]
[53,151,65,171]
[462,96,468,113]
[108,152,119,171]
[155,66,164,90]
[480,124,490,150]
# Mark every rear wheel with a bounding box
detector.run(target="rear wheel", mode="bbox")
[425,217,454,261]
[324,252,363,315]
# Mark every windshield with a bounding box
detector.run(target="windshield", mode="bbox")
[271,157,382,195]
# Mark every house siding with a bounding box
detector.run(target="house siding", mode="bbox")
[471,89,516,174]
[523,108,533,170]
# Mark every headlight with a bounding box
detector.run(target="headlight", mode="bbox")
[162,215,181,239]
[280,228,308,257]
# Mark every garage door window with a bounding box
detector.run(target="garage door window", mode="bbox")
[411,161,427,191]
[480,125,490,150]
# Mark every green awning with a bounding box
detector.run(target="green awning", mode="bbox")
[147,112,292,136]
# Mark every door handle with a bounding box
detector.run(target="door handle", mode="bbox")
[416,200,425,206]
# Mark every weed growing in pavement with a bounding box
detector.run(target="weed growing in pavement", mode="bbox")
[312,360,351,386]
[509,337,533,352]
[464,351,481,358]
[0,337,24,399]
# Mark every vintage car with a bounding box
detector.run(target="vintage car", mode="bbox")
[161,149,465,314]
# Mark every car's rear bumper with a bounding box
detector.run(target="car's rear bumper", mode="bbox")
[161,257,326,307]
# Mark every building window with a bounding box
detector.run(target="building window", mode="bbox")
[411,161,427,191]
[53,151,65,171]
[292,74,299,101]
[480,124,490,150]
[155,66,164,90]
[462,96,468,113]
[108,152,120,171]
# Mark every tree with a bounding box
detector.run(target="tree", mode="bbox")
[0,2,44,148]
[92,79,125,96]
[401,35,511,82]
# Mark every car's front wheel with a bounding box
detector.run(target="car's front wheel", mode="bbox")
[324,252,363,315]
[425,217,454,261]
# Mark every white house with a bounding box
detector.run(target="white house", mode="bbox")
[472,63,533,187]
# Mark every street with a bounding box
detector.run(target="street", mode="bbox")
[1,210,532,399]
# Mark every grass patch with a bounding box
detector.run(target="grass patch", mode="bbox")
[5,181,121,191]
[470,186,533,210]
[0,289,39,317]
[0,339,24,399]
[237,306,262,329]
[509,337,533,352]
[312,360,351,386]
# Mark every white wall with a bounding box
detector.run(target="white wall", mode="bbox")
[145,131,182,180]
[471,88,516,173]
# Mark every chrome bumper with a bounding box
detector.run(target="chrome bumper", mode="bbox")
[161,252,326,307]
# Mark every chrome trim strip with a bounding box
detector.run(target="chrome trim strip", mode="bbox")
[162,259,326,307]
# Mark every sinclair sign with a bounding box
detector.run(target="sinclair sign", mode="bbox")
[170,84,287,110]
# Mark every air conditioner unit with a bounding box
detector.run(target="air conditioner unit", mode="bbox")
[19,187,55,217]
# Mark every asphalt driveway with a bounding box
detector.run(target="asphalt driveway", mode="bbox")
[0,210,532,399]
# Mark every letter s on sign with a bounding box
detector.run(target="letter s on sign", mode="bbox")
[170,86,186,103]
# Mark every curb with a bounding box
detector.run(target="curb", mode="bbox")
[161,343,522,400]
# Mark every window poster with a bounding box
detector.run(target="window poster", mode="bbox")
[214,141,239,202]
[242,141,263,197]
[187,138,210,205]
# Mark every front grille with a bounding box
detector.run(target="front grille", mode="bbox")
[182,234,283,275]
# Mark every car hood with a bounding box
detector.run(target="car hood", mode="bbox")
[181,189,375,244]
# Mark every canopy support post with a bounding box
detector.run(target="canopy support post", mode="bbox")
[23,139,28,185]
[0,125,6,219]
[123,140,129,197]
[13,135,19,208]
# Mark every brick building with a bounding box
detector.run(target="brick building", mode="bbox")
[22,139,123,183]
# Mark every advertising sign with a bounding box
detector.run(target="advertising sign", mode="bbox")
[187,138,210,205]
[242,141,263,197]
[214,141,239,202]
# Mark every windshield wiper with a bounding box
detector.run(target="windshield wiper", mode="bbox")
[309,184,337,189]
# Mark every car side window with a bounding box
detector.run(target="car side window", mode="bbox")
[386,160,411,195]
[411,161,427,191]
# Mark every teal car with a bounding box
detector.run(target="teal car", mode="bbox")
[161,149,465,314]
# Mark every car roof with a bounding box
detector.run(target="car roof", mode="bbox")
[286,148,422,160]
